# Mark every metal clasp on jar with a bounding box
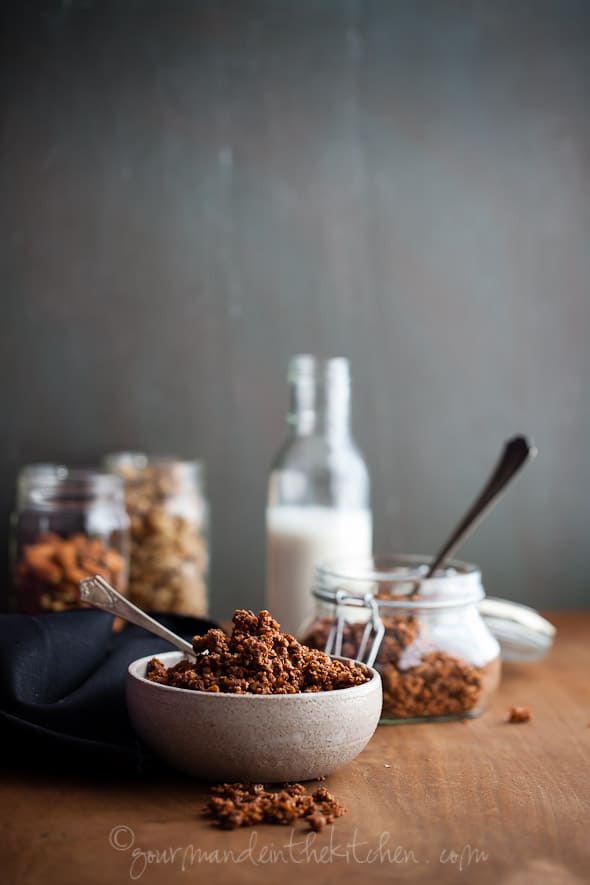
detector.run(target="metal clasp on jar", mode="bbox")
[324,590,385,668]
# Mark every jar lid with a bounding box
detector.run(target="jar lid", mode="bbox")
[103,452,206,484]
[314,556,484,610]
[479,597,556,662]
[17,467,125,507]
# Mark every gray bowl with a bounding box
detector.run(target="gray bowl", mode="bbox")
[127,651,382,782]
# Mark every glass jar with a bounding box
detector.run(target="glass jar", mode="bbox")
[266,355,372,634]
[301,555,501,723]
[11,467,129,613]
[103,453,210,616]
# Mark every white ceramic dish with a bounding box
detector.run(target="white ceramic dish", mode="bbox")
[127,650,382,782]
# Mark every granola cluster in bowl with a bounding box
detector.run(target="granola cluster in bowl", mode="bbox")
[146,608,371,694]
[127,609,381,781]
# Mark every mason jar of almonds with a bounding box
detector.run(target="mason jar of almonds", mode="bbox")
[11,466,129,613]
[103,453,210,616]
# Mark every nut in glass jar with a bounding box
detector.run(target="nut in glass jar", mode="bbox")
[103,453,209,616]
[11,467,129,613]
[301,555,501,723]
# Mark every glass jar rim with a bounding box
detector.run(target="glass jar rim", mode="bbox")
[18,467,124,500]
[17,463,69,479]
[313,554,484,610]
[103,452,205,481]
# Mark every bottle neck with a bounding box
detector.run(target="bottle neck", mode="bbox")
[288,355,352,442]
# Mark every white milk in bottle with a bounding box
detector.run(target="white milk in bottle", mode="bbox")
[265,356,372,634]
[266,505,372,635]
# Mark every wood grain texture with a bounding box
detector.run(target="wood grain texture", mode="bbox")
[0,612,588,884]
[1,1,590,616]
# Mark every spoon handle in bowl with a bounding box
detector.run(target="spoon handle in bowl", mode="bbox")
[79,575,195,656]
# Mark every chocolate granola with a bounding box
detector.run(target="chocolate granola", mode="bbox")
[146,609,371,693]
[203,782,346,831]
[508,706,531,723]
[304,615,500,720]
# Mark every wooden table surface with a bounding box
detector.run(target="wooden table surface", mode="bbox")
[1,612,589,885]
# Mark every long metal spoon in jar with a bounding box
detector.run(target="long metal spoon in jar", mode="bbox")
[423,435,537,580]
[348,436,540,665]
[79,574,194,656]
[418,435,555,660]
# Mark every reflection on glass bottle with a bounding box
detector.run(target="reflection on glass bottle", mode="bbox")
[266,355,372,634]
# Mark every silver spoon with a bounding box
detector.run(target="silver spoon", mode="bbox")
[423,435,537,579]
[79,574,195,656]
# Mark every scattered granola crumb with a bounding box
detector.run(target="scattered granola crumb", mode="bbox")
[203,782,346,832]
[307,811,327,833]
[508,706,531,724]
[147,609,371,694]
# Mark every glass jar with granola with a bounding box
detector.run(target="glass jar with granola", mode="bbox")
[103,453,209,616]
[301,555,501,723]
[11,467,129,613]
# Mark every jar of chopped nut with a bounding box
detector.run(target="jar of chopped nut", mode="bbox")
[103,453,210,616]
[11,466,129,613]
[301,555,501,723]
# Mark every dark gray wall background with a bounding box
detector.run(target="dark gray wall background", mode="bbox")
[1,0,589,617]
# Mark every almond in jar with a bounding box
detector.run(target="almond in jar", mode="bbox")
[11,466,129,613]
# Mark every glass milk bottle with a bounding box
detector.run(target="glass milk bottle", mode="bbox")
[266,354,372,634]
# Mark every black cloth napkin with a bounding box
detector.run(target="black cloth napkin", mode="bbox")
[0,608,217,774]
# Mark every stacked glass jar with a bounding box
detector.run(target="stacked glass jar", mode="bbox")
[302,555,501,723]
[11,465,129,613]
[103,453,209,616]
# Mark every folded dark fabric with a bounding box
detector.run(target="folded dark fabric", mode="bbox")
[0,608,217,773]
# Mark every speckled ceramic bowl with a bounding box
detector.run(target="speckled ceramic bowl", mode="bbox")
[127,650,382,782]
